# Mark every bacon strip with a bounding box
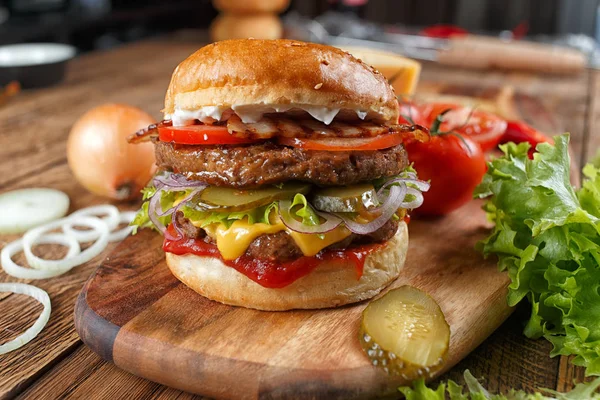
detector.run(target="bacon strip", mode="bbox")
[127,120,172,144]
[226,114,422,140]
[129,116,429,144]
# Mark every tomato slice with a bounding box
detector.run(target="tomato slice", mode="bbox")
[277,130,428,151]
[422,103,507,152]
[158,124,258,145]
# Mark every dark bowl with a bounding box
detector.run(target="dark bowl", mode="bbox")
[0,43,76,88]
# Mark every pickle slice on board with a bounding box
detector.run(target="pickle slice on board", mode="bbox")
[312,184,378,213]
[198,182,311,212]
[359,285,450,380]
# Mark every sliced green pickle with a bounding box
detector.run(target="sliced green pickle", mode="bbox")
[312,184,378,213]
[198,182,311,212]
[359,285,450,380]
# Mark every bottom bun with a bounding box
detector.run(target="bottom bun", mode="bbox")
[165,222,408,311]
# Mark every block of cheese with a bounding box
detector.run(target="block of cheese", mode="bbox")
[339,46,422,96]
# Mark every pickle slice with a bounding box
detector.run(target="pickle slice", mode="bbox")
[198,182,311,212]
[359,286,450,380]
[312,184,378,213]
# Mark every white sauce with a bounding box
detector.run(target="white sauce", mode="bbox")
[166,104,370,126]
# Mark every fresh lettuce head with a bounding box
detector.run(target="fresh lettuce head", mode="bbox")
[475,134,600,375]
[398,370,600,399]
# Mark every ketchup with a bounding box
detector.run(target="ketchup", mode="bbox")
[163,225,382,289]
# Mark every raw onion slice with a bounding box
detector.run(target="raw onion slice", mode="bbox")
[23,216,109,271]
[278,200,343,234]
[108,211,136,242]
[401,187,425,209]
[148,173,207,235]
[62,205,120,242]
[148,186,169,233]
[0,283,51,355]
[153,172,205,189]
[337,184,407,235]
[1,234,80,279]
[0,189,69,234]
[379,178,430,193]
[375,174,429,211]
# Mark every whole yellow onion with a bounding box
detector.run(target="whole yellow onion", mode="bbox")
[67,104,156,201]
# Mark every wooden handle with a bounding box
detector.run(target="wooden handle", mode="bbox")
[438,36,587,74]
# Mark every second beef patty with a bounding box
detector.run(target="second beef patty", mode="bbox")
[155,141,409,188]
[175,212,399,262]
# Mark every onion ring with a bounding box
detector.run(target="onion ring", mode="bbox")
[108,211,136,242]
[400,187,425,209]
[23,216,109,271]
[1,234,80,279]
[337,184,407,235]
[0,283,51,355]
[0,188,69,234]
[278,200,343,234]
[62,205,119,242]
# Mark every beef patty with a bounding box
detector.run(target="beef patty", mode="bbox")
[175,212,399,263]
[156,141,409,188]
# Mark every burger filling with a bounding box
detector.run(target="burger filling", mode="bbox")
[130,115,430,288]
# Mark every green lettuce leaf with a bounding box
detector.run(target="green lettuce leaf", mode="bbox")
[475,133,600,375]
[290,193,320,226]
[398,370,600,399]
[131,188,322,233]
[399,378,447,400]
[131,186,281,233]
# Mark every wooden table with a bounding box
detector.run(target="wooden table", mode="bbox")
[0,33,598,399]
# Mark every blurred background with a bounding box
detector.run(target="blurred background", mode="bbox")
[0,0,597,91]
[0,0,599,51]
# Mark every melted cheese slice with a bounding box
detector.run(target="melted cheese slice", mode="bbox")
[192,218,351,260]
[289,229,351,257]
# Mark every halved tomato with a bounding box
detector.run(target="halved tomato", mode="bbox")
[158,124,258,145]
[421,103,507,152]
[277,129,429,151]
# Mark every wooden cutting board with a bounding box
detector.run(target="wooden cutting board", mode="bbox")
[74,198,512,399]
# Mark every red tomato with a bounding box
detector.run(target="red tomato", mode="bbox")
[422,103,507,152]
[158,125,258,145]
[277,130,429,152]
[420,24,468,38]
[500,121,552,158]
[406,134,487,216]
[398,101,426,125]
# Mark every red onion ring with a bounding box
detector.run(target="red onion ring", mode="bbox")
[153,173,203,188]
[278,200,342,234]
[148,186,169,233]
[148,173,207,234]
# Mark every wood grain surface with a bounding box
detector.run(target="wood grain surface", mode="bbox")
[0,31,597,399]
[73,198,511,399]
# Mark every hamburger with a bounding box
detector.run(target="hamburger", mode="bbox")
[129,39,429,311]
